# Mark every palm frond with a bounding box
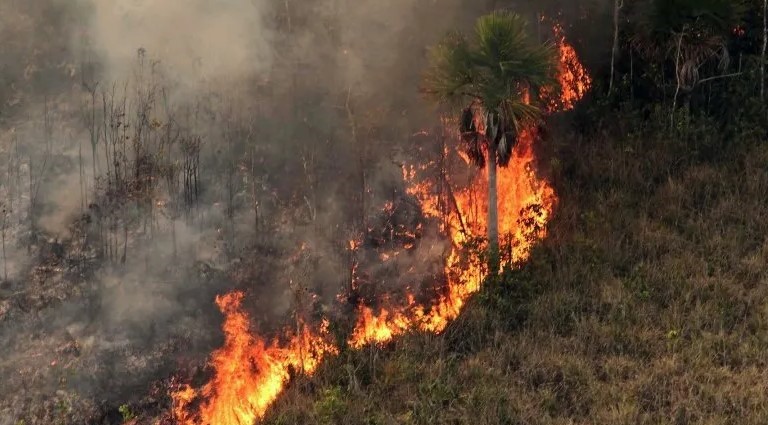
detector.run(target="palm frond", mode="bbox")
[423,11,558,169]
[461,131,486,168]
[423,31,477,108]
[496,133,514,167]
[499,98,542,131]
[473,11,558,108]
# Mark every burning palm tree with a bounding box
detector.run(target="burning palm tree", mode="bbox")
[423,11,558,271]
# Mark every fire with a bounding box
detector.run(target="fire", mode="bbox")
[349,304,413,348]
[347,22,588,348]
[546,23,592,111]
[348,128,556,348]
[172,292,337,425]
[171,20,590,424]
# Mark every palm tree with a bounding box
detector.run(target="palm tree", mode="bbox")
[423,11,557,271]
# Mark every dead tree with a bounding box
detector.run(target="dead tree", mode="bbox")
[28,103,53,251]
[181,134,201,214]
[345,88,367,234]
[609,0,623,95]
[671,27,686,128]
[1,204,7,281]
[763,0,767,101]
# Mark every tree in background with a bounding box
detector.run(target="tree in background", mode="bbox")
[423,11,557,272]
[629,0,748,123]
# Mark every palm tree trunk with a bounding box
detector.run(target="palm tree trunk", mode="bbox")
[487,145,499,273]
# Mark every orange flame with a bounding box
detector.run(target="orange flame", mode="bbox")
[545,23,592,111]
[172,292,337,425]
[348,129,556,348]
[171,21,590,424]
[348,22,588,349]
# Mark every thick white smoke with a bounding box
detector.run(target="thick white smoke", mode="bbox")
[86,0,272,84]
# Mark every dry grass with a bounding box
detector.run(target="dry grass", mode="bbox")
[263,123,768,424]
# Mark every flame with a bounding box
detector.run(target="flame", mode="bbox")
[545,23,592,112]
[172,292,337,425]
[171,20,590,424]
[348,129,556,348]
[348,22,588,348]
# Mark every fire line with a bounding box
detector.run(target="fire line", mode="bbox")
[171,22,590,425]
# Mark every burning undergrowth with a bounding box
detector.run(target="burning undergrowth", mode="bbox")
[168,127,559,424]
[347,129,557,349]
[0,1,591,423]
[168,160,452,424]
[167,20,588,425]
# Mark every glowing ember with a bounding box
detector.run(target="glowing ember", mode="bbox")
[172,292,337,425]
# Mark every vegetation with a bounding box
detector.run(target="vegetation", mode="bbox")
[118,404,135,422]
[261,1,768,424]
[4,0,768,423]
[423,11,557,270]
[264,96,768,425]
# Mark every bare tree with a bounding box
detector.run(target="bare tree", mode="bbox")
[28,102,53,250]
[83,82,101,180]
[1,203,7,281]
[763,0,767,101]
[609,0,623,95]
[671,27,686,128]
[345,88,367,234]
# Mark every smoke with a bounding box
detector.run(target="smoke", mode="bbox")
[84,0,271,86]
[0,0,556,422]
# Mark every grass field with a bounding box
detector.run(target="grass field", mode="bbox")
[263,113,768,424]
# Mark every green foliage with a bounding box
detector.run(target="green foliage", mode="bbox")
[424,11,557,118]
[423,32,475,108]
[313,387,347,424]
[479,267,536,331]
[601,0,765,137]
[118,404,135,422]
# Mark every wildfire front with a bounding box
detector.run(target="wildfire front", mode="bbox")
[170,22,590,425]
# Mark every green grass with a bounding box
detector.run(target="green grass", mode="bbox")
[262,116,768,424]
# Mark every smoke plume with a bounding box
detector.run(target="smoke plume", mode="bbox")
[0,0,568,423]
